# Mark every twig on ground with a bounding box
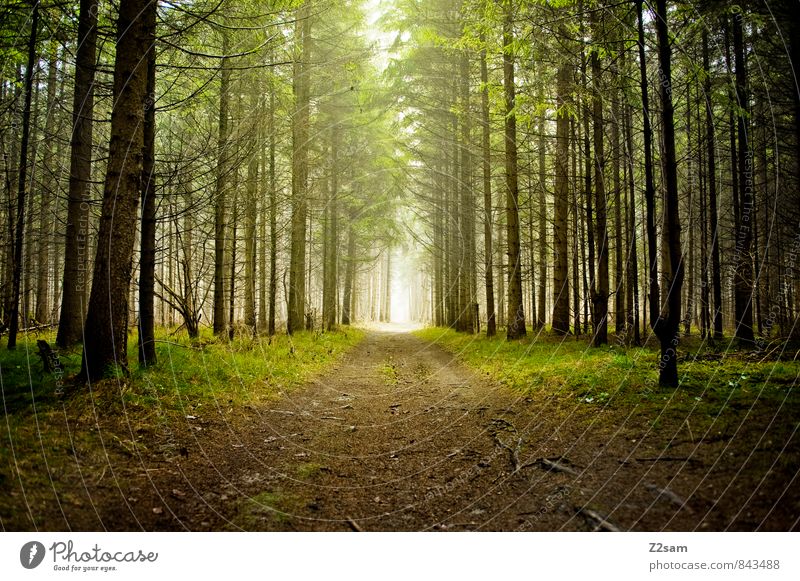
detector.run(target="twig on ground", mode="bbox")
[578,507,621,532]
[346,517,363,532]
[645,483,693,513]
[520,457,579,476]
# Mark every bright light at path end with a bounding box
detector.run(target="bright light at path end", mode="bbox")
[390,281,410,323]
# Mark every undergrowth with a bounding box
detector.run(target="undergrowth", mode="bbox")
[414,326,800,421]
[0,326,363,530]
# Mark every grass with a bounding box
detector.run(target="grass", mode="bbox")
[2,325,364,414]
[0,325,364,530]
[378,357,399,386]
[232,490,298,529]
[413,326,800,426]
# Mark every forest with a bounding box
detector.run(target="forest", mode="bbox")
[0,0,798,532]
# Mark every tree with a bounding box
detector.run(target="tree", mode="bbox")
[732,8,754,344]
[651,0,684,387]
[479,31,496,337]
[80,0,151,380]
[590,6,609,347]
[6,2,38,350]
[503,1,526,340]
[138,2,157,366]
[244,91,259,335]
[213,31,231,336]
[552,58,571,335]
[287,3,311,335]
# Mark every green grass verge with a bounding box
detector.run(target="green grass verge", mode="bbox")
[413,327,800,417]
[0,326,363,529]
[2,326,364,415]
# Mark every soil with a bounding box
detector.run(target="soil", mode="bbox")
[10,326,800,531]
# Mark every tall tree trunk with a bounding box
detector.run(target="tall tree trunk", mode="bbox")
[323,125,339,332]
[433,161,444,327]
[732,9,754,344]
[703,30,723,340]
[571,117,582,336]
[267,82,277,336]
[480,34,496,337]
[459,49,474,333]
[138,3,157,365]
[552,61,571,334]
[528,167,536,327]
[580,7,594,335]
[623,98,640,345]
[7,3,38,350]
[382,250,391,323]
[287,5,311,334]
[228,187,238,339]
[80,0,149,379]
[653,0,684,387]
[35,42,58,325]
[341,222,356,325]
[244,93,259,334]
[685,81,694,337]
[258,98,268,332]
[612,69,624,335]
[213,33,230,336]
[637,0,658,351]
[503,3,526,340]
[590,9,609,347]
[3,73,20,325]
[537,115,546,328]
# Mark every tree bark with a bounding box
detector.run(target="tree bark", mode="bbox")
[590,9,609,347]
[637,0,658,349]
[571,118,582,336]
[612,66,624,335]
[702,30,723,341]
[138,2,157,366]
[458,50,474,333]
[244,92,259,334]
[503,3,526,340]
[323,125,340,332]
[80,0,149,379]
[213,32,230,336]
[6,2,38,350]
[341,221,356,326]
[537,115,546,328]
[267,80,277,336]
[287,5,311,334]
[732,9,755,344]
[480,34,496,337]
[552,61,571,334]
[35,42,58,325]
[623,98,640,345]
[653,0,684,387]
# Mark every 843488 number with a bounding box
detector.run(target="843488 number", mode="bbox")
[737,560,780,570]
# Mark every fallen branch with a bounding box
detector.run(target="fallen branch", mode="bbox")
[345,517,363,532]
[578,507,621,532]
[488,418,523,472]
[521,457,579,476]
[645,483,693,513]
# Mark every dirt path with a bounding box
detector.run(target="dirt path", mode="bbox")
[89,326,796,531]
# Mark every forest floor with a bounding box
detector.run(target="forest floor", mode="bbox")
[2,324,799,531]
